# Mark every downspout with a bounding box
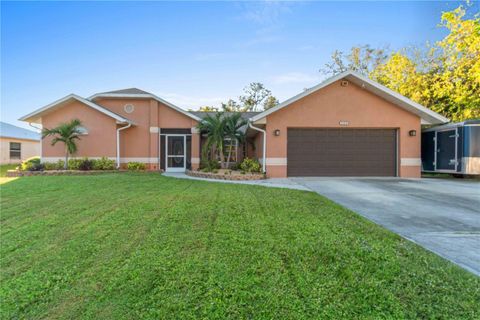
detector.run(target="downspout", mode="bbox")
[29,122,42,162]
[248,121,266,173]
[116,122,132,169]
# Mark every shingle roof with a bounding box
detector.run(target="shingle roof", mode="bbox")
[0,121,40,141]
[190,111,261,120]
[96,88,152,95]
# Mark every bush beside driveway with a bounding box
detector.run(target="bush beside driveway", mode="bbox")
[1,174,479,319]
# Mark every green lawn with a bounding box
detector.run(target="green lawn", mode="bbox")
[0,164,19,177]
[1,174,478,319]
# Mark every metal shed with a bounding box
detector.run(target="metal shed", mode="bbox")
[421,120,480,175]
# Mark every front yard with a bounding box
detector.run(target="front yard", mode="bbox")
[1,173,478,319]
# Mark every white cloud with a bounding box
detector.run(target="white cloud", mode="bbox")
[241,1,293,25]
[271,72,321,85]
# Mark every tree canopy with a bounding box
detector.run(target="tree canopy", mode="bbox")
[321,4,479,122]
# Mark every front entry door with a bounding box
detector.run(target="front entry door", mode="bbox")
[165,135,186,172]
[436,129,457,171]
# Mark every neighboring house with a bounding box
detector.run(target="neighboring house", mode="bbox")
[19,71,448,177]
[0,121,40,164]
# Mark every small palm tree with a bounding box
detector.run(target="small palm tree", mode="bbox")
[42,119,83,169]
[197,113,226,167]
[224,113,247,168]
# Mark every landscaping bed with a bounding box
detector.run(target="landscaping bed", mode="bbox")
[5,169,123,177]
[187,169,265,180]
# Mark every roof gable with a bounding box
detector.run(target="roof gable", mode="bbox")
[250,71,449,125]
[19,94,132,125]
[88,90,202,122]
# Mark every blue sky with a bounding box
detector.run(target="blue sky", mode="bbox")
[1,1,471,128]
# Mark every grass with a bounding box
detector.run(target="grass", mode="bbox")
[0,164,19,177]
[1,173,479,319]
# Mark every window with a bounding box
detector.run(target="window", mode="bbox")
[223,138,238,163]
[77,126,89,135]
[9,142,21,159]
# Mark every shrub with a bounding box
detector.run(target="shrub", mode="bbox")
[93,157,115,170]
[239,157,261,173]
[78,158,94,171]
[127,162,146,171]
[21,157,43,171]
[200,159,220,172]
[43,160,65,170]
[67,159,82,170]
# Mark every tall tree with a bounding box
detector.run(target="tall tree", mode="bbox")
[42,119,83,169]
[321,45,389,76]
[223,113,247,168]
[221,99,242,112]
[239,82,274,111]
[196,113,226,167]
[198,106,218,112]
[263,95,279,110]
[371,5,480,121]
[321,5,479,121]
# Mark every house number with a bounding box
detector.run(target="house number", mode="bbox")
[339,121,349,126]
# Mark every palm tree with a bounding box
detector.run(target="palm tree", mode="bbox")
[197,113,226,167]
[42,119,83,169]
[223,113,247,168]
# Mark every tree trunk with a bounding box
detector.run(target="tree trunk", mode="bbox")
[64,147,68,170]
[226,145,232,169]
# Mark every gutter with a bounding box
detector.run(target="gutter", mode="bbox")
[248,122,266,173]
[116,122,132,168]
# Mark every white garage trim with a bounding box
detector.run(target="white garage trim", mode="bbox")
[401,158,422,166]
[266,158,287,165]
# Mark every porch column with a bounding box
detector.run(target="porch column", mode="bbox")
[191,127,200,170]
[149,100,160,170]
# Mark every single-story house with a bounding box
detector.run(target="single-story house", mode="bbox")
[19,71,448,177]
[0,121,40,164]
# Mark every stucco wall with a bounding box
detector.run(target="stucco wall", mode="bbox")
[0,137,40,164]
[86,97,199,170]
[263,80,421,178]
[41,101,117,161]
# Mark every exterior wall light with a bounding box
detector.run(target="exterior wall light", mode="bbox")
[274,129,281,136]
[409,130,417,137]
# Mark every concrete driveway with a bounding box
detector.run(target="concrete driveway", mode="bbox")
[291,177,480,276]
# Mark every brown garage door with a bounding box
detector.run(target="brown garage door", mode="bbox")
[287,128,397,177]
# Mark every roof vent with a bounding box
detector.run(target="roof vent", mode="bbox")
[124,104,135,113]
[340,80,349,87]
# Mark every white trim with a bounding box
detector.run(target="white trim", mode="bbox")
[400,158,422,166]
[191,127,200,134]
[266,158,287,166]
[249,71,448,125]
[19,94,132,124]
[191,157,200,164]
[149,127,159,133]
[88,93,202,122]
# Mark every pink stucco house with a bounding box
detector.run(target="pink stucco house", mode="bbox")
[20,71,448,178]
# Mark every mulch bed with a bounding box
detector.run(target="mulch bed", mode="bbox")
[5,170,124,177]
[186,169,265,181]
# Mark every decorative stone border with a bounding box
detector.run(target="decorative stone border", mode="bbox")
[186,170,265,181]
[6,170,124,177]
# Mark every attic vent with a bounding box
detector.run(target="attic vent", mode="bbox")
[124,104,135,113]
[340,80,349,87]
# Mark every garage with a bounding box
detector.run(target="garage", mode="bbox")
[287,128,397,177]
